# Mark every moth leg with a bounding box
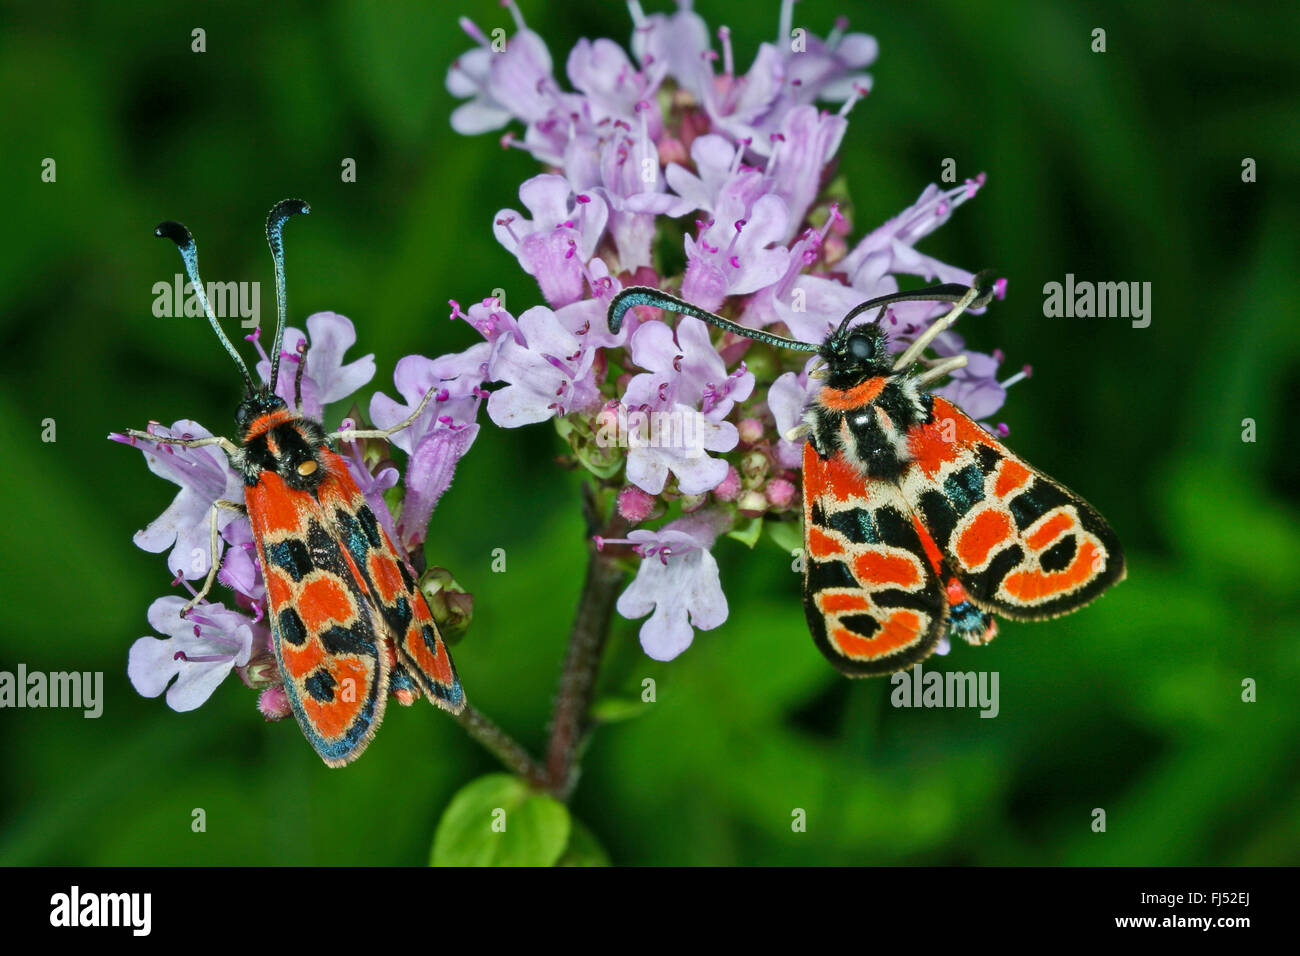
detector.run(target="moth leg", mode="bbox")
[892,275,994,371]
[913,354,968,387]
[125,429,239,459]
[181,499,246,617]
[330,383,438,443]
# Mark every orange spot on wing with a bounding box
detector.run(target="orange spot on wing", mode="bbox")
[405,624,454,684]
[818,377,886,411]
[802,443,870,503]
[907,397,998,478]
[264,566,294,610]
[995,458,1031,497]
[297,577,354,631]
[247,473,309,536]
[301,658,369,738]
[313,451,365,507]
[955,509,1013,569]
[852,550,921,588]
[1026,511,1075,550]
[278,636,324,679]
[818,592,870,614]
[1003,540,1100,602]
[832,610,922,659]
[807,525,844,560]
[367,551,405,603]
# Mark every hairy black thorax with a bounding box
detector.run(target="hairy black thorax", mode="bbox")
[235,390,330,491]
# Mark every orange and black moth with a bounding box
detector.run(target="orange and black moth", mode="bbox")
[124,201,463,766]
[608,276,1124,676]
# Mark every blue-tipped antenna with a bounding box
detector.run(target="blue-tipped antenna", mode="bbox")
[607,287,820,352]
[608,274,997,354]
[265,199,311,392]
[155,219,256,394]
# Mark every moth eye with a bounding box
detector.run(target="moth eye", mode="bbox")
[297,460,318,477]
[847,333,875,360]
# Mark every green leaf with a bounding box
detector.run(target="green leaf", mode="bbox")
[764,517,803,555]
[727,516,764,548]
[431,774,570,867]
[556,819,611,867]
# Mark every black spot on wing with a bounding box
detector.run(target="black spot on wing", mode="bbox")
[1040,534,1078,573]
[870,504,914,544]
[965,546,1025,602]
[266,538,312,582]
[397,558,416,593]
[874,586,939,613]
[334,508,370,565]
[320,624,377,657]
[917,489,958,549]
[304,669,337,702]
[278,608,308,646]
[385,595,413,637]
[944,464,986,513]
[1009,478,1072,531]
[805,558,858,593]
[838,613,881,637]
[825,507,880,545]
[358,506,384,550]
[975,444,1001,472]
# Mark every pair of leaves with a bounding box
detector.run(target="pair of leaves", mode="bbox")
[431,774,608,867]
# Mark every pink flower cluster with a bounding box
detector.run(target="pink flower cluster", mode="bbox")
[444,1,1025,661]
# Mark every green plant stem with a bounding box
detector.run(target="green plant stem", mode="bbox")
[451,704,548,788]
[450,483,626,799]
[543,484,628,799]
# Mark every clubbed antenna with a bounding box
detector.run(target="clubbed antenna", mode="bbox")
[607,287,820,352]
[265,199,311,392]
[607,275,997,359]
[155,219,256,394]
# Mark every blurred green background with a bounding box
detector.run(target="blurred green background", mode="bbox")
[1,0,1297,865]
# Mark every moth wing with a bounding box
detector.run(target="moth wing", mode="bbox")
[315,452,466,715]
[801,442,949,675]
[246,464,389,768]
[902,396,1125,620]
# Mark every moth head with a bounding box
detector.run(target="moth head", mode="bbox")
[821,322,891,385]
[235,390,289,438]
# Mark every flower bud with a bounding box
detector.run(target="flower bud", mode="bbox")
[258,685,293,721]
[737,489,767,518]
[617,485,656,523]
[657,136,689,168]
[737,417,765,445]
[712,465,742,502]
[679,492,707,513]
[239,651,281,689]
[741,449,770,486]
[419,567,474,642]
[765,478,796,511]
